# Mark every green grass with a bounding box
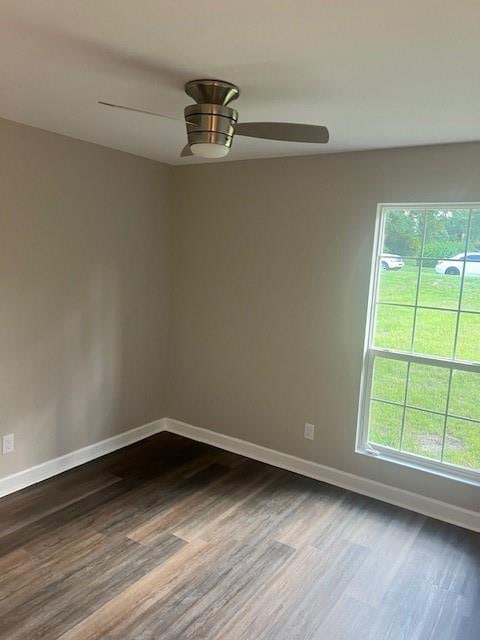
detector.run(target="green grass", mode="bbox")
[369,265,480,471]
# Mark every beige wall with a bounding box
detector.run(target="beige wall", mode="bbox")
[1,116,478,513]
[168,143,480,512]
[0,118,171,477]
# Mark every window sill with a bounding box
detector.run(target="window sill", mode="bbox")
[356,443,480,488]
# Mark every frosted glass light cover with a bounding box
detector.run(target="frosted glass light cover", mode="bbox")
[190,143,230,159]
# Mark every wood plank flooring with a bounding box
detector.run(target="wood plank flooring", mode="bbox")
[0,432,479,639]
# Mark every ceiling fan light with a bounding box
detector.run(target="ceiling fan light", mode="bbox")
[190,143,230,159]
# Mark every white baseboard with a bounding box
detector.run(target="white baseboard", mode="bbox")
[1,416,478,532]
[165,418,480,532]
[0,418,166,498]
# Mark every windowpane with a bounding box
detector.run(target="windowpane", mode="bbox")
[423,208,469,260]
[449,370,480,421]
[443,418,480,470]
[413,308,456,358]
[369,401,402,449]
[382,209,424,258]
[371,357,407,403]
[456,313,480,362]
[417,261,461,310]
[374,304,414,351]
[461,275,480,312]
[467,210,480,253]
[402,408,444,460]
[377,259,418,305]
[406,363,449,413]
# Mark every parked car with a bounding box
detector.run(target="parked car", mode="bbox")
[380,254,405,270]
[435,252,480,276]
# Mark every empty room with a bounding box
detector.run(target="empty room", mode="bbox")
[1,2,479,639]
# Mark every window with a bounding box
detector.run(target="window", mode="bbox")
[357,204,480,483]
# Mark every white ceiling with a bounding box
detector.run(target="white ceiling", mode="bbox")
[1,1,479,165]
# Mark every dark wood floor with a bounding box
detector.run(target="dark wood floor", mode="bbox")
[0,433,479,640]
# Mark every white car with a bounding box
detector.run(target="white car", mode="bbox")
[435,252,480,276]
[380,254,405,270]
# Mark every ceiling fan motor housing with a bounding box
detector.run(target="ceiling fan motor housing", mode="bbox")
[184,80,240,152]
[184,103,238,150]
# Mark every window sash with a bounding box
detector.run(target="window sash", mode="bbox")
[359,344,480,486]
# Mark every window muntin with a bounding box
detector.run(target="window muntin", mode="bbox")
[358,205,480,481]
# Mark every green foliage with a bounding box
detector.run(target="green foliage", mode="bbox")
[422,240,466,267]
[384,209,423,256]
[383,208,480,259]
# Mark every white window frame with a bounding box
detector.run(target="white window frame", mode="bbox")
[356,202,480,487]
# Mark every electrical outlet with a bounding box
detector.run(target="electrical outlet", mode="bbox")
[304,423,315,440]
[2,433,14,454]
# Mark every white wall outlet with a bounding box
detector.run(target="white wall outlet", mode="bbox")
[304,423,315,440]
[2,433,15,454]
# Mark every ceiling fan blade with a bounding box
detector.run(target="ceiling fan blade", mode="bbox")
[180,144,193,157]
[235,122,329,144]
[98,101,198,126]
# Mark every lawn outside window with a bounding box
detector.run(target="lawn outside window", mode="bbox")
[357,203,480,485]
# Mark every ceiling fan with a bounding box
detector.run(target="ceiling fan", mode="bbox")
[99,79,329,159]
